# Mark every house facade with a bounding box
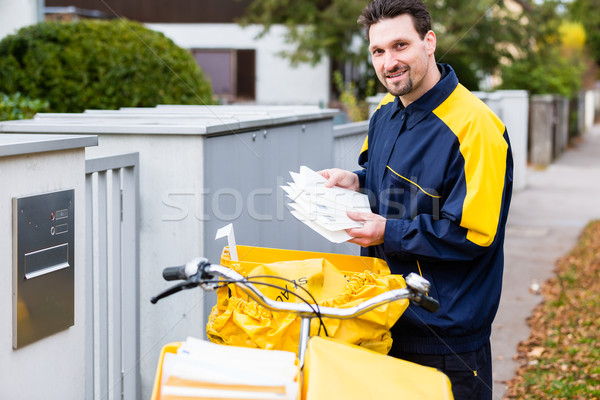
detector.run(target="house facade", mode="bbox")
[0,0,43,39]
[44,0,331,106]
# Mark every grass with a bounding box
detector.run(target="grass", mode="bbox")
[505,220,600,399]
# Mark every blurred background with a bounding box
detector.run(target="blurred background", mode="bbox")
[1,0,598,123]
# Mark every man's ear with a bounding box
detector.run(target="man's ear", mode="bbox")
[425,30,437,56]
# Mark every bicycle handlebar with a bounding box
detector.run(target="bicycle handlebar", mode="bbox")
[162,257,208,281]
[150,258,440,318]
[162,266,188,281]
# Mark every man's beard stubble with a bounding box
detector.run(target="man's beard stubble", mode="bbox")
[385,67,413,97]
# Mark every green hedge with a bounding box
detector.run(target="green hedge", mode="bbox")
[0,19,214,113]
[498,47,584,98]
[0,92,49,121]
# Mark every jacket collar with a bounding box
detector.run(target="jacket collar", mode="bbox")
[390,63,459,130]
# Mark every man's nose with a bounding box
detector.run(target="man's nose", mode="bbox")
[384,53,399,71]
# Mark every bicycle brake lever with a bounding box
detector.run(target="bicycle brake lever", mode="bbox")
[405,273,439,313]
[414,293,440,313]
[150,280,200,304]
[405,273,430,294]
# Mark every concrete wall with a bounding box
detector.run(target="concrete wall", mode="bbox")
[529,95,555,166]
[0,0,41,39]
[584,89,598,132]
[0,145,88,399]
[146,23,331,106]
[529,94,576,167]
[475,90,529,191]
[85,134,206,398]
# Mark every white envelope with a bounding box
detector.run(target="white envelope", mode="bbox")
[288,203,363,230]
[284,166,370,243]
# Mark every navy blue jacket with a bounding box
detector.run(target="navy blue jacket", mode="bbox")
[356,64,513,354]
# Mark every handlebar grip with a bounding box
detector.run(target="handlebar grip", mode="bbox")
[162,266,187,281]
[417,294,440,313]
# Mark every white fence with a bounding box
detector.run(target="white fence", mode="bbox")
[85,152,140,400]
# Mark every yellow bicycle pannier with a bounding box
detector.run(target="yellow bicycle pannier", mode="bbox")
[206,246,409,354]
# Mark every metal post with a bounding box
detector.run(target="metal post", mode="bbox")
[85,174,95,400]
[298,316,312,368]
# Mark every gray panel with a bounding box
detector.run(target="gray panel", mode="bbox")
[13,189,75,349]
[202,118,361,331]
[204,120,337,261]
[333,131,367,172]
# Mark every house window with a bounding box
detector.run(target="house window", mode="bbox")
[192,49,256,102]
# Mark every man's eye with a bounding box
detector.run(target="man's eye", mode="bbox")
[372,49,383,56]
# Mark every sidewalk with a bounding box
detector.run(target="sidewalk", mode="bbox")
[491,123,600,399]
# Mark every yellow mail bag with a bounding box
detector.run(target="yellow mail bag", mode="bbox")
[206,246,409,354]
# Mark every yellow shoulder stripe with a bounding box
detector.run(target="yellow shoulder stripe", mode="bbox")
[360,136,369,154]
[432,84,508,247]
[377,93,396,110]
[360,93,396,155]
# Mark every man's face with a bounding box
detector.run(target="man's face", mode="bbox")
[368,14,436,102]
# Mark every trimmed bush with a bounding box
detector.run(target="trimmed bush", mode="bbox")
[0,92,49,121]
[0,19,214,113]
[498,48,584,98]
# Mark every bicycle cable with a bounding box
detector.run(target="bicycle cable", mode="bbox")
[208,275,330,337]
[244,275,329,337]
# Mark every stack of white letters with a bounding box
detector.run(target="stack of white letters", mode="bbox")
[282,166,371,243]
[158,337,299,400]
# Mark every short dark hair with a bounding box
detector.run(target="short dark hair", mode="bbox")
[358,0,432,41]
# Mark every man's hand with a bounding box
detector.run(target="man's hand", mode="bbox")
[346,210,386,247]
[318,168,360,191]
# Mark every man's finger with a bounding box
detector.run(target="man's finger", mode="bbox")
[347,235,368,247]
[346,210,367,221]
[318,169,337,188]
[346,227,359,237]
[317,169,331,180]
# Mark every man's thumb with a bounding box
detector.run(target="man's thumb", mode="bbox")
[346,210,364,221]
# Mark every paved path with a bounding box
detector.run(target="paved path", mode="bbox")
[492,124,600,399]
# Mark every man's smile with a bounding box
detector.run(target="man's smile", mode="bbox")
[386,69,407,80]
